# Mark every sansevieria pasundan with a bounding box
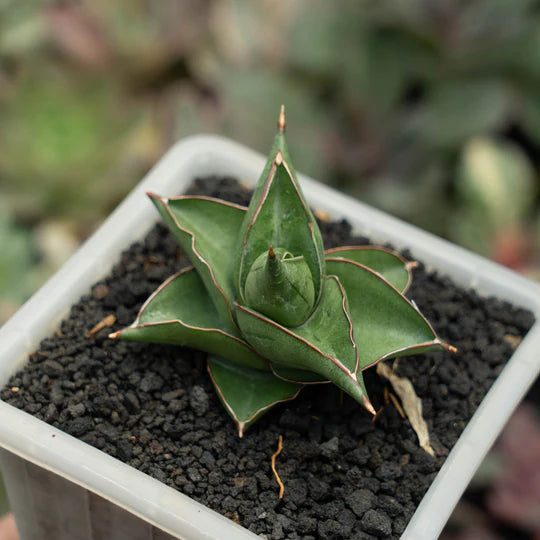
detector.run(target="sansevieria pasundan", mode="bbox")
[111,107,453,436]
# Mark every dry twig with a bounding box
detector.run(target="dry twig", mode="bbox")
[87,314,116,338]
[271,435,285,498]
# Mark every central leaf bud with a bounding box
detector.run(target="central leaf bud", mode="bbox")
[244,246,315,327]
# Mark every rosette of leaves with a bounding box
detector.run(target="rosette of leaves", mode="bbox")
[111,107,452,437]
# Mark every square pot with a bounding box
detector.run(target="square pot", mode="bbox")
[1,136,539,539]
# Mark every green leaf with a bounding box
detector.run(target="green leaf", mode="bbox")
[244,248,315,327]
[233,113,325,310]
[325,259,448,370]
[113,267,268,371]
[236,276,374,412]
[208,356,302,437]
[325,246,413,293]
[148,195,246,330]
[0,210,38,304]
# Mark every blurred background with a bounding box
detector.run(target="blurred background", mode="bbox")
[0,1,539,538]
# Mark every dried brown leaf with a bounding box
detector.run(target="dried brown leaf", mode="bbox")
[377,362,434,456]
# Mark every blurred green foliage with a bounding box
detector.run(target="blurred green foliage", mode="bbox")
[455,137,535,256]
[0,208,39,324]
[0,209,37,300]
[1,0,540,321]
[0,472,8,515]
[1,68,141,222]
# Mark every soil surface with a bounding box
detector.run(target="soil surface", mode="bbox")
[2,177,535,539]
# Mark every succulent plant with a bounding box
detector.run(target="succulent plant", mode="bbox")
[110,107,453,437]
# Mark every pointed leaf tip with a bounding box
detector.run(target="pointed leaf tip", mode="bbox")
[278,105,285,134]
[363,394,376,415]
[268,245,275,259]
[443,342,458,353]
[406,261,419,271]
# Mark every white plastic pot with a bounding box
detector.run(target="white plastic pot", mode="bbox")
[1,136,539,540]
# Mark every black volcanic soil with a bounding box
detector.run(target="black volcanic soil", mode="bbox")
[1,177,535,539]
